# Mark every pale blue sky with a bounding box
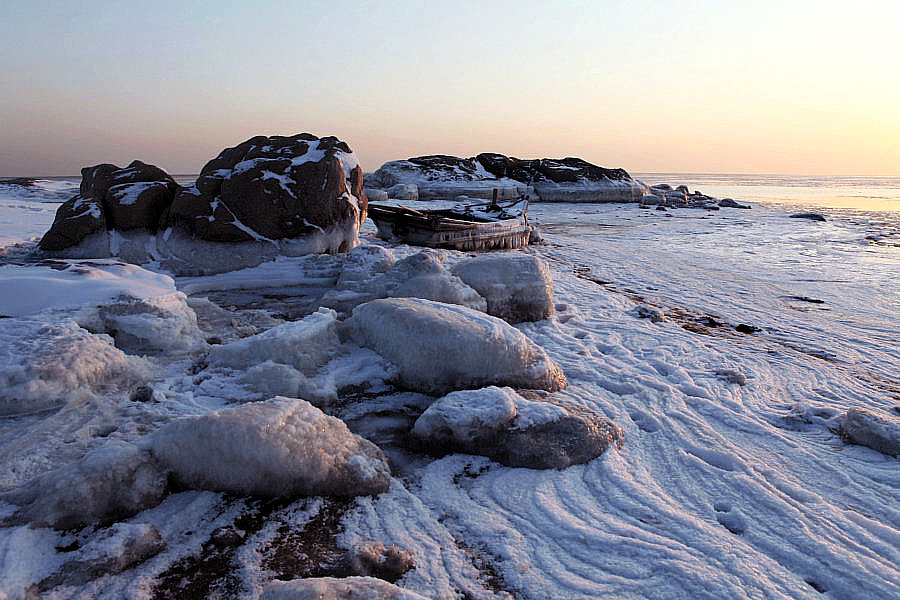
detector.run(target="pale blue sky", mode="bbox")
[2,1,898,175]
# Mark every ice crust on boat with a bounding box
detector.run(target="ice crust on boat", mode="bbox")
[148,397,391,496]
[342,298,567,394]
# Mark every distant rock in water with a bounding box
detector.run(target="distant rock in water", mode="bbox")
[365,153,646,203]
[38,134,367,275]
[719,198,752,209]
[790,212,827,222]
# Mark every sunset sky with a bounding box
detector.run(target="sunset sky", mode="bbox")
[2,0,898,176]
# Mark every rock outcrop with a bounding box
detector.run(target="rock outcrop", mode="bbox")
[164,134,366,245]
[342,298,567,394]
[411,386,623,468]
[39,161,178,252]
[365,153,645,203]
[38,134,367,275]
[148,397,391,496]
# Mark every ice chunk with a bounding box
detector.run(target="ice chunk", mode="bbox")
[76,291,205,355]
[323,251,486,315]
[412,386,519,445]
[0,319,149,416]
[841,408,900,456]
[208,307,340,375]
[451,254,554,323]
[262,576,429,600]
[2,440,167,529]
[342,298,566,394]
[148,397,391,496]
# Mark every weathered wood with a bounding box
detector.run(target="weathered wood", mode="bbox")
[368,197,532,251]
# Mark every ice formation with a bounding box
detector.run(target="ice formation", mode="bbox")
[841,408,900,456]
[342,298,567,394]
[1,440,167,529]
[261,576,429,600]
[451,254,554,322]
[0,319,148,416]
[148,397,391,496]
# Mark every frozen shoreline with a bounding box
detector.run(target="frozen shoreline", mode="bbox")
[0,199,898,598]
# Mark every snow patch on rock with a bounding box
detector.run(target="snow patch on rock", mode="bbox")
[451,254,553,323]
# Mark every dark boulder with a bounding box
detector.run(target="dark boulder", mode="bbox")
[719,198,752,209]
[40,161,178,251]
[165,134,366,245]
[38,196,106,251]
[790,212,827,222]
[476,153,632,184]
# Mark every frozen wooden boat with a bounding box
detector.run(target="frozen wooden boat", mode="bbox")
[367,195,532,251]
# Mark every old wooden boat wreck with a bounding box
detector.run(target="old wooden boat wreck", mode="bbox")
[367,194,533,251]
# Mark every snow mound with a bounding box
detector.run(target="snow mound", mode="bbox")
[148,397,391,496]
[451,254,554,322]
[1,440,167,529]
[208,307,340,374]
[342,298,567,394]
[413,387,622,468]
[262,576,429,600]
[0,260,176,318]
[0,319,149,416]
[842,408,900,456]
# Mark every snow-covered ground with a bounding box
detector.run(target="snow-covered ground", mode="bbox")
[0,190,898,598]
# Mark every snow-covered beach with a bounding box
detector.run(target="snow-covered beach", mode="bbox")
[0,173,898,599]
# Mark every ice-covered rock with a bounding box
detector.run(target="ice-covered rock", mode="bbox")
[262,576,429,600]
[365,153,646,203]
[208,307,340,374]
[365,155,528,202]
[337,541,416,582]
[323,251,486,315]
[148,397,391,496]
[841,408,900,456]
[0,319,148,416]
[1,440,167,529]
[342,298,567,394]
[77,291,204,355]
[412,387,623,468]
[634,304,666,323]
[451,254,553,323]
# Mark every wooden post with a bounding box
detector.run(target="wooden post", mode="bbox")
[491,188,499,210]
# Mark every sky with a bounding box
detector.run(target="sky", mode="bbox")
[1,0,899,177]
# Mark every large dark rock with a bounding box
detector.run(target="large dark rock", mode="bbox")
[38,196,106,251]
[39,161,178,251]
[164,134,367,246]
[475,152,632,184]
